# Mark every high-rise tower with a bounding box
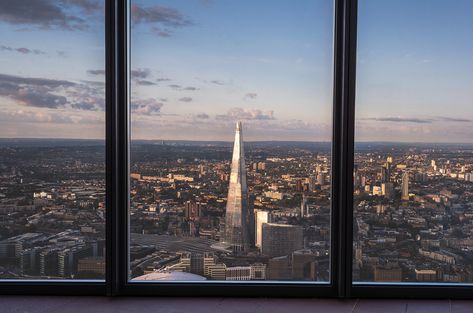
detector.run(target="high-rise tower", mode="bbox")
[401,171,409,201]
[224,122,250,253]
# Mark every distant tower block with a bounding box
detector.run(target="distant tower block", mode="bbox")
[255,210,271,249]
[401,172,409,201]
[224,122,251,253]
[300,195,308,217]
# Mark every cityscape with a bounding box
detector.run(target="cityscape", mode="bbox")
[1,127,473,283]
[0,139,106,279]
[353,143,473,283]
[129,122,332,282]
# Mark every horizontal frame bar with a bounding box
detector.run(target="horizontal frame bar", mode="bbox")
[352,284,473,299]
[0,282,105,296]
[119,282,335,297]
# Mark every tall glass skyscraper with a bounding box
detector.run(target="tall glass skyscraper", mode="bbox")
[224,122,251,253]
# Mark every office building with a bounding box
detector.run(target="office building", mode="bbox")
[255,210,271,248]
[381,182,394,199]
[226,266,251,280]
[401,171,409,201]
[262,223,303,258]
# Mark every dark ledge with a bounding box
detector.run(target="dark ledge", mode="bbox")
[1,296,472,313]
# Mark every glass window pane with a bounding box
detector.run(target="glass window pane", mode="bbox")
[354,0,473,284]
[129,0,334,282]
[0,1,105,280]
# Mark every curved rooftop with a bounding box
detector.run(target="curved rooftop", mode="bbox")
[132,271,206,281]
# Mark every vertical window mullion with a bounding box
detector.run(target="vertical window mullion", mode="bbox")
[343,0,358,298]
[333,0,358,298]
[332,0,345,297]
[106,0,129,296]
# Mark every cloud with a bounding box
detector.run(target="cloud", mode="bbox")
[61,0,102,13]
[131,4,193,37]
[57,51,68,58]
[0,45,45,55]
[0,0,101,31]
[66,80,105,111]
[361,116,473,125]
[244,92,258,100]
[80,80,104,86]
[0,73,104,111]
[131,68,151,79]
[15,88,68,108]
[210,80,225,85]
[156,78,171,82]
[167,85,198,91]
[438,117,473,123]
[131,4,192,27]
[0,73,75,88]
[131,98,164,115]
[151,27,172,38]
[195,113,209,119]
[1,109,74,124]
[179,97,192,102]
[0,109,104,126]
[71,101,97,110]
[216,108,275,121]
[87,69,105,76]
[136,80,156,86]
[130,68,160,86]
[361,117,433,124]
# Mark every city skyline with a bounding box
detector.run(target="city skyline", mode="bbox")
[1,126,472,282]
[0,1,471,141]
[129,120,331,282]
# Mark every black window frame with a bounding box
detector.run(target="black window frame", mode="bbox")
[1,0,473,299]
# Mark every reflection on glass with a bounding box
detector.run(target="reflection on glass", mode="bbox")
[130,0,334,282]
[354,0,473,283]
[0,1,105,279]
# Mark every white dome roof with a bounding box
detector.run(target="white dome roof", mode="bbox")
[132,271,206,281]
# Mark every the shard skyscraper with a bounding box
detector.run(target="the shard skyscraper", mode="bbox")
[224,122,250,253]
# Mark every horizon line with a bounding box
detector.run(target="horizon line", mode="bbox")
[1,137,473,145]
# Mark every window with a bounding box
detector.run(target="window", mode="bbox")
[129,0,334,283]
[0,1,105,280]
[1,0,473,298]
[353,0,473,285]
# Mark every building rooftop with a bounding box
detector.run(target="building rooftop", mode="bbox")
[131,271,206,281]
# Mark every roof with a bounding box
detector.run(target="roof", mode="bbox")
[132,271,206,281]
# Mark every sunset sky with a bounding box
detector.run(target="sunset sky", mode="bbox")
[0,0,472,142]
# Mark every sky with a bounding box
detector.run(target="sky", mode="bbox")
[0,0,472,142]
[355,0,473,143]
